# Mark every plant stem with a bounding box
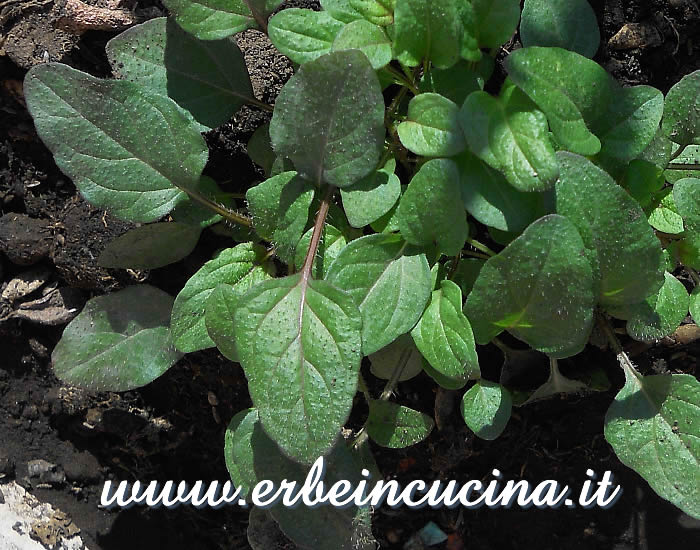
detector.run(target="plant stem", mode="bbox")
[447,252,461,279]
[667,144,687,163]
[667,163,700,170]
[301,185,335,279]
[242,0,268,34]
[466,237,496,257]
[462,249,490,260]
[688,267,700,285]
[247,97,274,112]
[597,312,640,378]
[382,65,420,94]
[178,186,252,227]
[358,372,372,404]
[380,346,412,401]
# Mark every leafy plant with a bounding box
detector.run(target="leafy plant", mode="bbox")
[23,0,700,544]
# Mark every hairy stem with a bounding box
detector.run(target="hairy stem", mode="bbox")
[178,186,252,227]
[302,185,335,278]
[466,237,497,257]
[597,312,640,378]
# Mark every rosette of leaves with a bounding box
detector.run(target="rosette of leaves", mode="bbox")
[23,0,700,543]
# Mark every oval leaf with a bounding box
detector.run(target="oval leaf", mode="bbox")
[163,0,260,40]
[367,400,434,448]
[349,0,394,26]
[268,8,345,65]
[472,0,520,49]
[461,380,512,440]
[52,285,181,391]
[411,280,480,388]
[340,158,401,228]
[662,69,700,147]
[24,63,207,223]
[398,93,465,157]
[331,19,392,69]
[673,178,700,230]
[369,333,424,382]
[326,233,432,355]
[464,215,596,358]
[233,274,363,463]
[626,272,690,342]
[269,50,385,188]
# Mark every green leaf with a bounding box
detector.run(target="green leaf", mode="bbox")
[247,123,276,176]
[369,333,423,381]
[205,284,244,362]
[520,0,599,58]
[637,128,674,169]
[106,17,253,130]
[411,280,480,388]
[24,63,207,223]
[464,215,596,358]
[670,231,700,270]
[460,86,559,192]
[269,50,385,188]
[331,19,392,69]
[505,47,614,156]
[162,0,262,40]
[367,400,434,448]
[340,158,401,228]
[171,243,273,353]
[397,158,468,256]
[321,0,365,23]
[456,0,481,62]
[455,152,543,232]
[622,160,665,209]
[98,222,200,270]
[326,233,431,355]
[648,190,684,235]
[461,380,512,440]
[294,224,347,278]
[397,93,465,157]
[593,85,665,165]
[625,272,690,342]
[452,258,485,297]
[268,8,345,65]
[605,366,700,518]
[673,178,700,230]
[555,152,664,306]
[224,409,375,549]
[349,0,395,26]
[170,176,227,228]
[666,145,700,184]
[246,172,315,263]
[233,274,363,463]
[471,0,520,49]
[662,69,700,147]
[419,58,494,105]
[690,286,700,323]
[393,0,462,69]
[52,285,181,391]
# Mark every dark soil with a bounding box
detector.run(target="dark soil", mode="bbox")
[1,1,699,549]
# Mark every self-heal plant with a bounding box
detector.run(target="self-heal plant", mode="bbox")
[23,0,700,545]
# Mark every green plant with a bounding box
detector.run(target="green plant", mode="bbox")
[23,0,700,545]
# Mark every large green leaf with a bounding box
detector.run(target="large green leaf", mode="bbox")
[625,272,690,342]
[269,50,385,188]
[459,86,559,192]
[662,70,700,147]
[419,58,493,105]
[464,215,596,358]
[397,158,468,256]
[233,274,362,463]
[398,93,465,157]
[605,366,700,519]
[411,280,480,388]
[294,224,347,278]
[505,47,614,156]
[393,0,462,69]
[331,19,392,69]
[326,233,431,355]
[98,222,200,270]
[340,158,401,228]
[321,0,364,23]
[593,85,664,165]
[246,171,315,263]
[224,409,375,549]
[520,0,599,58]
[471,0,520,49]
[162,0,279,40]
[461,380,512,440]
[106,17,253,130]
[268,8,345,65]
[349,0,395,26]
[52,285,181,391]
[455,152,543,233]
[171,243,273,353]
[555,152,664,307]
[24,64,207,223]
[366,400,434,448]
[673,178,700,230]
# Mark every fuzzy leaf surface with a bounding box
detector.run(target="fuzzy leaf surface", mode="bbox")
[662,70,700,147]
[233,274,362,463]
[332,19,392,69]
[52,286,181,391]
[24,64,207,222]
[326,233,431,355]
[269,50,385,188]
[464,215,595,358]
[268,8,345,64]
[369,333,423,382]
[471,0,520,49]
[398,93,465,157]
[367,400,434,448]
[461,380,512,440]
[340,158,401,228]
[673,178,700,230]
[520,0,599,57]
